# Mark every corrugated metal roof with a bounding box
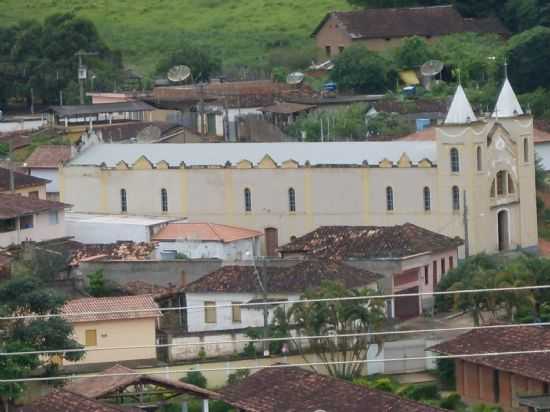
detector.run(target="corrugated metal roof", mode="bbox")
[69,142,437,167]
[49,101,154,117]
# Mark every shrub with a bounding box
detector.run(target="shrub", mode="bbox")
[181,370,207,388]
[227,369,250,385]
[437,358,456,389]
[439,392,464,410]
[398,383,440,401]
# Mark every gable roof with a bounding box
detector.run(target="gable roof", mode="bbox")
[64,364,218,400]
[24,145,72,169]
[152,222,262,243]
[220,365,447,412]
[62,295,161,323]
[0,167,49,191]
[312,5,508,39]
[430,326,550,384]
[68,141,437,168]
[20,389,141,412]
[444,85,477,125]
[0,193,68,219]
[278,223,463,259]
[184,259,382,294]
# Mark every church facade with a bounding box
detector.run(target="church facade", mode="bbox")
[60,80,538,256]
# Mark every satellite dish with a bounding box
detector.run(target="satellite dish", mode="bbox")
[420,60,444,77]
[167,65,191,83]
[286,72,305,85]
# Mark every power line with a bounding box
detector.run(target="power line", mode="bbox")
[2,284,547,321]
[3,348,550,384]
[2,320,550,358]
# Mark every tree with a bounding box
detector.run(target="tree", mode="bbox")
[394,36,434,69]
[181,371,207,388]
[286,281,386,380]
[330,46,394,94]
[0,276,83,409]
[507,26,550,93]
[156,44,221,82]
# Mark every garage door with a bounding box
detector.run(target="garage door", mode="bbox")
[395,286,420,320]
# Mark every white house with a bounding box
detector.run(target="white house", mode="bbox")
[24,145,72,201]
[65,213,175,244]
[152,222,262,260]
[0,193,68,247]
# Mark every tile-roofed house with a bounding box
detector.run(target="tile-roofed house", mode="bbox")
[0,193,69,247]
[184,259,382,294]
[312,5,509,58]
[20,389,141,412]
[430,326,550,411]
[61,295,161,366]
[152,222,262,261]
[219,365,447,412]
[0,166,49,196]
[533,120,550,171]
[24,145,72,169]
[278,224,463,320]
[64,364,218,401]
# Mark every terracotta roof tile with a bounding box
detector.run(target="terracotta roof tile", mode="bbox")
[65,364,218,400]
[152,222,262,243]
[24,145,72,169]
[430,326,550,383]
[0,193,69,219]
[68,242,155,265]
[62,295,161,323]
[20,389,141,412]
[220,366,448,412]
[0,167,49,191]
[184,259,382,294]
[278,223,462,259]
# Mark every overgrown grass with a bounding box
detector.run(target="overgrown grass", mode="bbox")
[0,0,350,75]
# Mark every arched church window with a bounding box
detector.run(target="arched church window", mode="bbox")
[450,148,460,173]
[496,171,506,195]
[386,187,394,211]
[244,188,252,212]
[423,187,431,211]
[452,186,460,210]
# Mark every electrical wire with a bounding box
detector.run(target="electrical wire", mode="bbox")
[2,320,549,358]
[2,348,550,383]
[2,284,547,321]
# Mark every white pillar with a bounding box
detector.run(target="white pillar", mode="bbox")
[202,399,209,412]
[181,401,188,412]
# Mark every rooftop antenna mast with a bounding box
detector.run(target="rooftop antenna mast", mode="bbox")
[75,50,99,105]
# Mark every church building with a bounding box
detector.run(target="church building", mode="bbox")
[60,79,538,257]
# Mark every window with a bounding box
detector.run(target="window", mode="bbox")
[232,302,242,323]
[524,138,529,163]
[325,46,331,57]
[450,148,460,173]
[496,171,506,195]
[476,146,482,171]
[508,174,515,194]
[441,257,446,274]
[0,218,16,233]
[161,188,168,212]
[433,261,438,285]
[48,210,59,225]
[424,265,429,285]
[244,188,252,212]
[288,188,296,212]
[423,187,431,211]
[120,189,127,213]
[449,256,454,270]
[204,301,217,324]
[452,186,460,211]
[28,191,39,199]
[338,46,345,53]
[386,186,394,211]
[85,329,97,346]
[20,215,34,229]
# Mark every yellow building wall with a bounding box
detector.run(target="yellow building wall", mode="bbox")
[68,317,157,365]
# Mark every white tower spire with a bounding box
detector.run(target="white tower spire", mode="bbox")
[492,76,524,118]
[445,84,477,124]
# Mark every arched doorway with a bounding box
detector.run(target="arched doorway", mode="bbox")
[497,210,510,251]
[265,227,279,257]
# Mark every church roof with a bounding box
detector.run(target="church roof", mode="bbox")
[444,85,477,125]
[492,78,524,118]
[68,142,436,168]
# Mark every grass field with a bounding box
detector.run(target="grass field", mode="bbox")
[0,0,351,75]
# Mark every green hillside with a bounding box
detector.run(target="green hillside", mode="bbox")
[0,0,350,75]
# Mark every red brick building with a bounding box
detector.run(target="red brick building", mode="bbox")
[431,326,550,411]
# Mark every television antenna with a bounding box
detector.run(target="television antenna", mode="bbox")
[420,59,444,90]
[167,65,192,83]
[286,71,305,85]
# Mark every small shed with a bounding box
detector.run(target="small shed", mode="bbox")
[259,102,316,128]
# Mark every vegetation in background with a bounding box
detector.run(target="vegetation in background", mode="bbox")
[393,36,435,69]
[180,370,208,389]
[155,43,222,82]
[226,369,250,385]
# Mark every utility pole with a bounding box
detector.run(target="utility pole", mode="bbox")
[253,257,270,357]
[463,190,470,258]
[75,50,98,105]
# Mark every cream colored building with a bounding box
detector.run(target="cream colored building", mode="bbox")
[60,80,538,257]
[62,295,160,366]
